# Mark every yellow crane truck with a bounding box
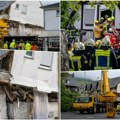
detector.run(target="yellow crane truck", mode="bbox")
[73,71,117,118]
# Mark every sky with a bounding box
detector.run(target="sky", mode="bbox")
[69,70,120,81]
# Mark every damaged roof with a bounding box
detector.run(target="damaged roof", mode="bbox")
[0,50,10,59]
[0,1,14,11]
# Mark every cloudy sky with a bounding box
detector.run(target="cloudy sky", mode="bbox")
[69,70,120,81]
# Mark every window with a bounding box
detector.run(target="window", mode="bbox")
[84,9,95,26]
[21,5,27,15]
[15,4,20,10]
[39,52,54,70]
[24,51,34,59]
[56,10,59,17]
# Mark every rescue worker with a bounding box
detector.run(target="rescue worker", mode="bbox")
[25,41,31,50]
[31,42,39,50]
[94,37,118,70]
[117,103,120,114]
[10,39,16,49]
[94,20,103,41]
[69,42,88,71]
[107,18,112,33]
[84,39,95,70]
[3,41,8,49]
[18,39,25,50]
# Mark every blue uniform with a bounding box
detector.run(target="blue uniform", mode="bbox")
[94,47,118,70]
[69,50,88,71]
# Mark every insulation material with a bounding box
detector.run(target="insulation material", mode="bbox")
[0,89,7,119]
[33,91,48,119]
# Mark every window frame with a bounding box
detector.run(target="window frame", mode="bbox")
[39,52,54,71]
[56,10,60,17]
[21,5,27,15]
[15,4,20,10]
[24,51,34,59]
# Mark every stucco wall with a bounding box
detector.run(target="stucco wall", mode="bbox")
[48,102,58,119]
[9,1,43,27]
[11,51,58,93]
[45,10,59,30]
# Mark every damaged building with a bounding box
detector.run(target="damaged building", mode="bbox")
[0,1,44,36]
[0,50,59,119]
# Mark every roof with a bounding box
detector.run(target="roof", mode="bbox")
[0,1,13,11]
[41,3,59,9]
[0,50,10,59]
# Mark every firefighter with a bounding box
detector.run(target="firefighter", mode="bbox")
[84,39,95,70]
[94,20,103,41]
[10,39,16,49]
[94,37,118,70]
[107,18,112,33]
[3,41,8,49]
[69,42,88,71]
[25,41,31,50]
[18,39,25,50]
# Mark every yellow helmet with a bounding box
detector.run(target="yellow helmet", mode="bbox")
[111,16,115,21]
[95,20,98,24]
[107,18,112,22]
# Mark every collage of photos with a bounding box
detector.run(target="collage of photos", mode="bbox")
[61,0,120,120]
[0,0,120,120]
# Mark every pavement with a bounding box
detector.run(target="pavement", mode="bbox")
[61,111,120,119]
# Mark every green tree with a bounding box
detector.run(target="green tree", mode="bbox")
[61,73,80,112]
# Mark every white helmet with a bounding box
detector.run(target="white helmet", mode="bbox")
[101,37,111,46]
[13,39,15,42]
[74,42,85,50]
[84,39,95,47]
[109,28,113,33]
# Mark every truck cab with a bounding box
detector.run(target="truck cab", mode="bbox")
[73,96,96,113]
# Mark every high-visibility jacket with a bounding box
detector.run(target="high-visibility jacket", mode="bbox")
[69,50,88,71]
[3,43,8,49]
[25,43,31,50]
[94,48,118,70]
[10,42,15,49]
[18,43,25,50]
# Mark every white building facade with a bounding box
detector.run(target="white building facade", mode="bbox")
[10,50,59,119]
